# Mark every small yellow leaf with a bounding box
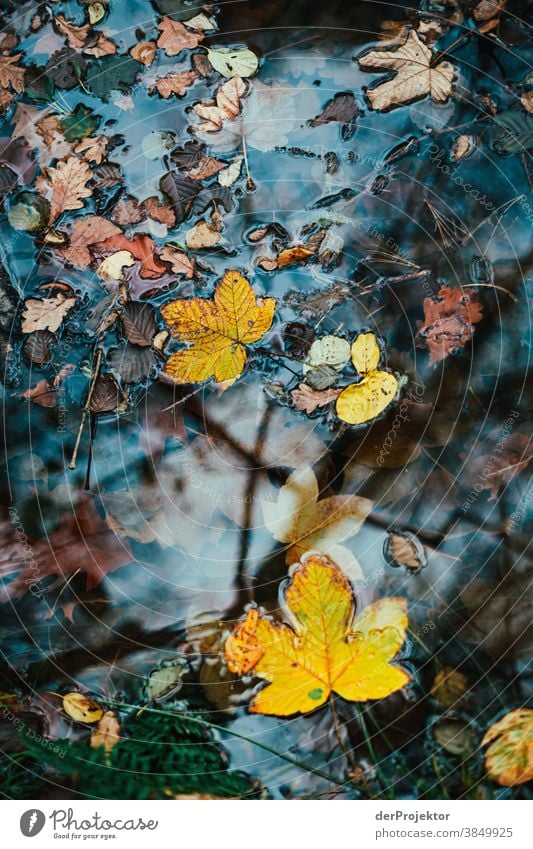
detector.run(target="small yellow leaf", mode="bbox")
[336,369,398,425]
[161,270,275,384]
[224,554,410,716]
[63,692,103,723]
[350,332,380,375]
[431,667,468,708]
[482,709,533,786]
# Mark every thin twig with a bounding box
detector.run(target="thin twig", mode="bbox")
[69,348,103,470]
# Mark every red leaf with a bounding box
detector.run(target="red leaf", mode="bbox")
[98,233,167,280]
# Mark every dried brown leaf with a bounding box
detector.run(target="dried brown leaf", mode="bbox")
[36,155,93,222]
[291,383,341,414]
[157,16,204,56]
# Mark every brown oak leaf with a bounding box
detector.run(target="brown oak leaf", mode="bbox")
[416,286,483,364]
[148,70,199,98]
[157,16,204,56]
[73,135,109,164]
[36,155,93,222]
[21,293,77,333]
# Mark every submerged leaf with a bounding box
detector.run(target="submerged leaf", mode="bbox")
[262,465,372,573]
[225,554,410,716]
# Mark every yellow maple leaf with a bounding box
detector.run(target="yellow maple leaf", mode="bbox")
[336,332,399,425]
[482,709,533,786]
[160,270,275,384]
[262,465,372,576]
[225,554,410,716]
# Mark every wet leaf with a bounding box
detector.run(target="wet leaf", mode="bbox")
[8,192,50,232]
[130,40,157,66]
[416,286,483,365]
[86,55,143,101]
[90,373,123,412]
[336,370,398,425]
[58,215,121,267]
[108,344,157,383]
[161,269,275,383]
[225,554,409,716]
[63,692,103,724]
[309,92,361,131]
[143,197,176,227]
[263,465,372,573]
[306,335,350,372]
[291,383,341,414]
[98,233,168,279]
[54,15,90,50]
[58,104,100,142]
[350,332,381,375]
[434,716,477,757]
[22,329,55,365]
[185,217,224,250]
[97,250,135,281]
[207,47,258,79]
[21,292,77,333]
[120,302,156,346]
[431,668,468,709]
[36,155,93,223]
[157,16,204,56]
[482,709,533,786]
[20,379,56,407]
[145,664,185,702]
[283,283,348,317]
[90,711,121,753]
[384,531,426,572]
[159,170,199,224]
[149,70,199,98]
[358,30,455,111]
[160,245,195,277]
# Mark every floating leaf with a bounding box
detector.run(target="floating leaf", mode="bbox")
[384,531,427,572]
[8,192,50,232]
[63,692,103,724]
[160,245,195,277]
[482,709,533,786]
[21,293,77,333]
[159,170,199,224]
[149,70,199,98]
[145,664,185,702]
[305,335,351,371]
[58,215,121,267]
[336,332,399,425]
[86,55,143,101]
[207,47,258,79]
[291,383,341,414]
[161,270,275,384]
[358,30,455,111]
[157,16,204,56]
[416,286,483,364]
[120,302,156,346]
[36,155,93,223]
[336,370,398,425]
[263,465,372,574]
[225,554,410,716]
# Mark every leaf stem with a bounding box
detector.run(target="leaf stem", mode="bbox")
[69,348,103,470]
